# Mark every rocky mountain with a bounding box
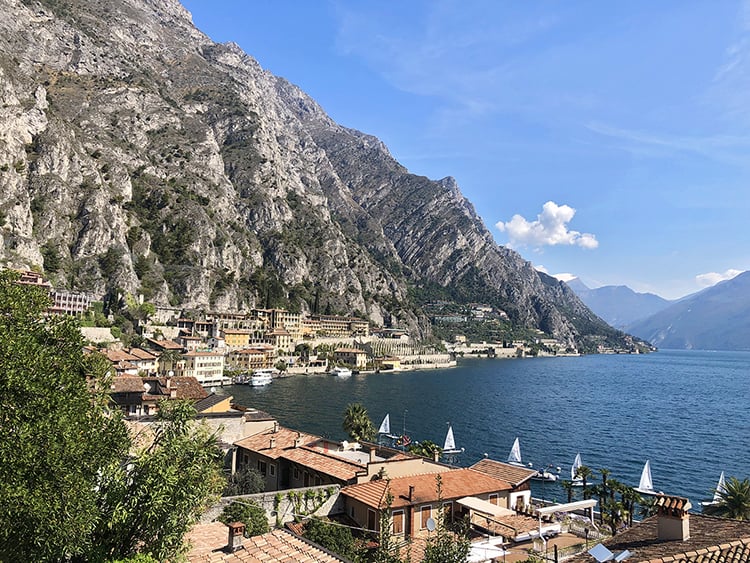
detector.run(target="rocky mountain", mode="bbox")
[568,278,672,329]
[0,0,636,350]
[626,271,750,351]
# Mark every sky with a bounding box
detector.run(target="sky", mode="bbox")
[181,0,750,300]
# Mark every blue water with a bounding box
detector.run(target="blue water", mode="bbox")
[220,350,750,504]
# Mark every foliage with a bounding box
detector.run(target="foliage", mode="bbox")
[0,271,225,561]
[223,466,266,497]
[0,270,129,562]
[342,402,376,442]
[408,440,442,460]
[372,485,402,563]
[304,518,363,562]
[41,241,62,273]
[704,477,750,520]
[90,400,225,560]
[218,500,269,538]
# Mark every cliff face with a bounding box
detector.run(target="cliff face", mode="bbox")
[0,0,629,348]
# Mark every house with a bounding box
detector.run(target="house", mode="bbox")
[109,375,208,416]
[567,495,750,562]
[182,350,227,386]
[124,347,158,374]
[225,345,277,372]
[470,458,537,510]
[185,521,346,562]
[222,329,253,350]
[333,348,368,369]
[339,468,512,541]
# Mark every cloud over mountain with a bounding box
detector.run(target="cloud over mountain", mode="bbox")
[496,201,598,249]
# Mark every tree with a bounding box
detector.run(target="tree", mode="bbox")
[218,500,270,538]
[224,466,266,497]
[561,480,575,503]
[0,270,130,562]
[0,271,224,561]
[342,402,375,442]
[575,465,594,499]
[372,485,402,563]
[704,477,750,520]
[304,518,363,562]
[408,440,442,460]
[422,474,471,563]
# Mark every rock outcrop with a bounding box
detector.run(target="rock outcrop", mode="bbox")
[0,0,633,349]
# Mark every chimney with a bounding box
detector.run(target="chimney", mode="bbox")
[433,450,440,462]
[294,432,303,448]
[170,388,177,399]
[369,448,376,463]
[408,485,414,502]
[226,521,245,553]
[269,437,276,449]
[273,421,279,433]
[656,495,691,541]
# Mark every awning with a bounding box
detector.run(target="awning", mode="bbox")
[535,499,597,516]
[457,496,517,517]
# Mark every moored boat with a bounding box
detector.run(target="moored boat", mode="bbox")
[507,437,527,467]
[250,369,274,386]
[330,366,353,377]
[442,424,465,457]
[571,452,584,486]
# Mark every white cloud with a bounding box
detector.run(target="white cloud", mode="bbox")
[534,264,548,274]
[496,201,599,249]
[695,269,743,287]
[553,272,577,282]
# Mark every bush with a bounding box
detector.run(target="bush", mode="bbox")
[217,501,269,538]
[223,466,265,497]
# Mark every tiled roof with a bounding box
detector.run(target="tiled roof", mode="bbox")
[234,427,319,460]
[111,376,148,393]
[147,338,184,350]
[186,522,345,562]
[280,446,364,482]
[341,468,511,509]
[126,347,157,360]
[567,513,750,562]
[184,350,224,357]
[470,458,538,487]
[111,376,208,401]
[105,349,139,362]
[194,393,231,413]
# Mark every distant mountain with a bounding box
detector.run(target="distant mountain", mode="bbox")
[626,271,750,351]
[567,279,672,329]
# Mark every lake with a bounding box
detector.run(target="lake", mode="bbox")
[218,349,749,504]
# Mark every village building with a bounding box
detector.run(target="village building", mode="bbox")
[225,345,277,372]
[182,350,227,386]
[333,347,368,369]
[470,458,537,510]
[109,375,208,416]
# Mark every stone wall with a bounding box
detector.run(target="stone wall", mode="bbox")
[202,484,344,527]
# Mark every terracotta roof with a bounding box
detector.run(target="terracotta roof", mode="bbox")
[234,427,319,460]
[110,376,208,401]
[105,349,139,362]
[280,446,365,482]
[126,347,157,360]
[470,458,538,487]
[147,338,184,351]
[341,468,511,509]
[111,376,148,393]
[186,522,345,562]
[567,513,750,562]
[194,393,231,413]
[184,350,224,357]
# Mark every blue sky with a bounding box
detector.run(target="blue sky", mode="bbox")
[181,0,750,300]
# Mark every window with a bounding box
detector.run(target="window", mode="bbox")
[421,505,432,529]
[257,460,267,475]
[314,475,322,486]
[489,494,499,506]
[269,463,276,477]
[392,510,404,535]
[293,467,300,480]
[368,509,377,531]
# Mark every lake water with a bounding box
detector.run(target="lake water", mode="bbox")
[218,349,749,505]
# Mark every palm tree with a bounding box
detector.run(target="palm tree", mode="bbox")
[342,403,375,442]
[704,476,750,520]
[576,465,594,499]
[561,480,575,503]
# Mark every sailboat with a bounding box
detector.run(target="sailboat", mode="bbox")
[377,413,398,440]
[701,471,726,507]
[507,437,526,467]
[636,460,656,495]
[442,424,464,456]
[571,453,584,486]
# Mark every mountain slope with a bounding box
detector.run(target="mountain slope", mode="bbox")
[570,281,672,329]
[627,271,750,350]
[0,0,635,350]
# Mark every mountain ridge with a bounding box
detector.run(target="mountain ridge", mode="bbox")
[0,0,638,351]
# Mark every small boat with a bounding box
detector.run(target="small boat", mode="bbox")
[233,373,251,385]
[330,366,353,377]
[250,369,274,387]
[571,453,584,486]
[701,471,726,507]
[507,437,527,467]
[442,424,465,456]
[377,414,399,440]
[636,460,656,495]
[532,466,559,482]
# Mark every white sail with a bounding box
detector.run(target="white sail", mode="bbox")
[637,460,654,493]
[378,414,390,435]
[713,471,726,503]
[508,437,523,465]
[571,453,583,482]
[443,425,456,451]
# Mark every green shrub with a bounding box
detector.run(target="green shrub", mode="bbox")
[217,501,269,538]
